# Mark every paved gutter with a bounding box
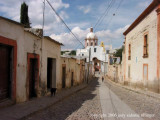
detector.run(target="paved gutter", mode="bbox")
[106,76,160,101]
[0,83,88,120]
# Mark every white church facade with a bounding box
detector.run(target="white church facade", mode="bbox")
[76,27,108,74]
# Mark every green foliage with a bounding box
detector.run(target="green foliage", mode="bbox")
[61,50,76,56]
[114,46,123,61]
[69,50,76,55]
[61,51,68,55]
[20,2,30,27]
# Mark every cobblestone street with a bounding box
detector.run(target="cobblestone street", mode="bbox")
[24,76,160,120]
[104,80,160,120]
[25,77,103,120]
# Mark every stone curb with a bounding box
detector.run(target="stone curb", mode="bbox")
[20,84,88,120]
[0,83,88,120]
[105,76,160,100]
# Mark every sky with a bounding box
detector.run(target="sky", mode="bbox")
[0,0,153,50]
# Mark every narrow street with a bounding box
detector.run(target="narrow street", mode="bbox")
[25,75,160,120]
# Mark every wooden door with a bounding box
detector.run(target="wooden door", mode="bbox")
[0,45,11,101]
[71,72,74,86]
[47,58,52,89]
[29,59,37,98]
[62,66,66,88]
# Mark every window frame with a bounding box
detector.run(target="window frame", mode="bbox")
[128,44,131,60]
[143,33,149,58]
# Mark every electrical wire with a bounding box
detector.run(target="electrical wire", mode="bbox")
[94,0,116,31]
[46,0,85,48]
[74,0,124,50]
[94,0,113,29]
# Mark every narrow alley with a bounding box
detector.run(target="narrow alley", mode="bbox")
[24,75,160,120]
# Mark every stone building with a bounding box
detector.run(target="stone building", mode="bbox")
[60,57,86,88]
[40,36,62,96]
[0,16,62,104]
[123,0,160,92]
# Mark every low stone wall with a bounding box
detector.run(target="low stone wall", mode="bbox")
[60,57,87,89]
[107,64,124,84]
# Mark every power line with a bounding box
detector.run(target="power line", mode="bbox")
[71,0,124,51]
[94,0,116,31]
[94,0,113,29]
[115,0,123,13]
[45,0,84,48]
[104,0,124,47]
[72,0,116,50]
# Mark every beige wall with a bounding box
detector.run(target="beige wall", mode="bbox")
[0,19,41,102]
[60,57,85,89]
[107,64,122,83]
[0,17,88,104]
[40,37,61,95]
[124,8,158,91]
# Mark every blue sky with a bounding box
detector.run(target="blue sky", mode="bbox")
[0,0,152,50]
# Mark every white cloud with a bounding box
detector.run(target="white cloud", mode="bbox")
[0,0,70,35]
[59,11,69,20]
[50,25,130,50]
[78,5,91,14]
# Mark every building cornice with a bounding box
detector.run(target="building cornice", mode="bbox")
[123,0,160,36]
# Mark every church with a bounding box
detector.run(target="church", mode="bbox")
[76,27,108,74]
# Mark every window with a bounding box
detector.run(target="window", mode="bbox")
[91,42,93,46]
[143,34,148,58]
[87,43,88,46]
[82,54,84,56]
[128,44,131,60]
[94,48,97,52]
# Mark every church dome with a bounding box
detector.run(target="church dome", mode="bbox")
[86,27,98,40]
[85,27,98,48]
[86,32,98,39]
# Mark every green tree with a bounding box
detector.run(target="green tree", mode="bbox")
[69,50,76,56]
[20,2,30,27]
[114,46,124,62]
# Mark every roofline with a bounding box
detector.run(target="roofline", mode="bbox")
[0,16,24,27]
[24,30,42,39]
[123,0,160,36]
[44,36,63,46]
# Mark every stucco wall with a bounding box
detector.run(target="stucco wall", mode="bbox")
[125,8,158,91]
[60,57,85,89]
[40,37,61,95]
[0,19,41,102]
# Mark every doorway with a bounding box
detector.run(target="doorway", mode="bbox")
[62,65,66,88]
[143,64,148,88]
[71,72,74,86]
[47,58,56,89]
[47,58,52,89]
[0,45,12,101]
[29,59,37,98]
[27,53,39,99]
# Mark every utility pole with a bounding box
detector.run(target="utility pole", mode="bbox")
[40,0,45,82]
[87,48,91,84]
[104,54,106,77]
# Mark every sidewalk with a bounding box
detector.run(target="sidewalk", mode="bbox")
[99,79,143,120]
[0,83,87,120]
[106,76,160,100]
